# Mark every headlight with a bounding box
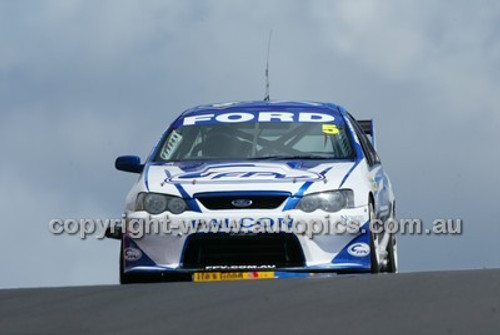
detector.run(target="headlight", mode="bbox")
[167,197,187,214]
[136,193,187,215]
[296,189,354,213]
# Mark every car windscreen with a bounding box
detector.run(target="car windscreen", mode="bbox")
[154,121,356,162]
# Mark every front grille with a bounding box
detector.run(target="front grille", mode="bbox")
[181,233,305,269]
[195,192,289,210]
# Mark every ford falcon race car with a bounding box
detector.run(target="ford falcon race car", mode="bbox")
[107,100,398,283]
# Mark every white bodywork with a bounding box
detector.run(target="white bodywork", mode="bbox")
[116,101,396,278]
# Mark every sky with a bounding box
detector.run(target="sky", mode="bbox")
[1,0,500,289]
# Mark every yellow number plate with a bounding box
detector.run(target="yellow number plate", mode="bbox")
[193,271,275,282]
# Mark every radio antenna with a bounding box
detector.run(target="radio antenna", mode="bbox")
[264,30,272,101]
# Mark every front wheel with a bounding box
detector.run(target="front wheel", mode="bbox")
[368,202,381,273]
[384,203,398,273]
[385,233,398,273]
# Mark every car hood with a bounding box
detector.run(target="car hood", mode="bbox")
[145,160,358,197]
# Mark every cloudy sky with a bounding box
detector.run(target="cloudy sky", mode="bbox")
[1,0,499,288]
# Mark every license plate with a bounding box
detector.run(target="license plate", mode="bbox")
[193,271,275,282]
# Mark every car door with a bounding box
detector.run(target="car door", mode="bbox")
[348,116,392,220]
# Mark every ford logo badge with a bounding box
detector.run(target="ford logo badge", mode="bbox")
[231,199,253,208]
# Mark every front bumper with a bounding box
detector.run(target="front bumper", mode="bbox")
[122,206,372,278]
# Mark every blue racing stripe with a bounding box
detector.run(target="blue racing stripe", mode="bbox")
[283,166,332,211]
[338,160,361,188]
[161,169,201,213]
[174,183,201,213]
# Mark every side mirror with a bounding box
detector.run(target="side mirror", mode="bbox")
[115,155,144,173]
[105,223,123,240]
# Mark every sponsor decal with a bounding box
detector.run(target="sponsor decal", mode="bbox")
[165,164,323,184]
[193,271,275,282]
[124,247,143,261]
[347,242,370,257]
[182,111,336,126]
[204,265,276,270]
[340,215,366,226]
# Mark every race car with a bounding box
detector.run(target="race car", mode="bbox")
[107,100,398,283]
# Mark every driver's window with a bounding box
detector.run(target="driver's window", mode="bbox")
[186,130,204,157]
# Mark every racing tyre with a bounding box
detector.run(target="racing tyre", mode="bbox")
[383,203,398,273]
[386,233,398,273]
[368,202,381,274]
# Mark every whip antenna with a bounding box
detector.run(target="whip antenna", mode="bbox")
[264,30,273,101]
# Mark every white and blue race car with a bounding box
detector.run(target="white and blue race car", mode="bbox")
[108,100,397,283]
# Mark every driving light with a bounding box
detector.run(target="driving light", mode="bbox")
[136,193,188,215]
[296,190,354,213]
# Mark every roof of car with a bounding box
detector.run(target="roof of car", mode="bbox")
[180,100,346,117]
